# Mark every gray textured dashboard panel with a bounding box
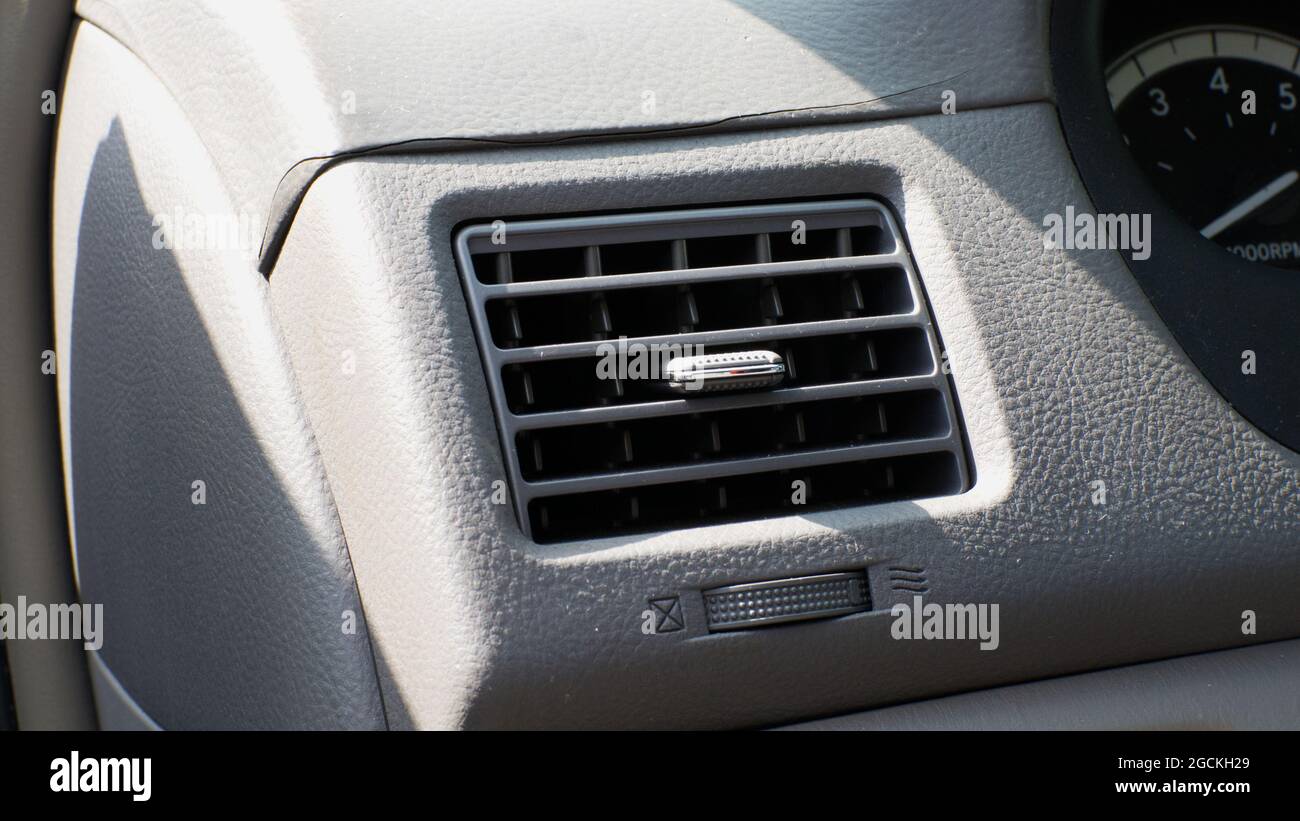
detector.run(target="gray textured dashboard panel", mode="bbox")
[786,640,1300,730]
[269,101,1300,729]
[74,0,1051,255]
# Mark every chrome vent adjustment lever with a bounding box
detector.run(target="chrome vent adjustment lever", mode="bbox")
[663,350,785,394]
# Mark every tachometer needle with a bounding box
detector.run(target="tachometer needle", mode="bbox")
[1200,170,1299,239]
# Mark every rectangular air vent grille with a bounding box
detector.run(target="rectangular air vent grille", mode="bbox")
[455,199,969,543]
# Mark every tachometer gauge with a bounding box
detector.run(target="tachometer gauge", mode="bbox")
[1107,26,1300,269]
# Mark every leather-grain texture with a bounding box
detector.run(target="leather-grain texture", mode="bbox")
[789,639,1300,730]
[52,23,385,729]
[269,103,1300,729]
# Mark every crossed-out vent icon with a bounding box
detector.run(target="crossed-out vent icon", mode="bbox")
[648,597,684,633]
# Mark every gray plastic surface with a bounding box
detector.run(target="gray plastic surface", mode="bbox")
[786,639,1300,730]
[0,0,97,730]
[87,651,161,731]
[269,101,1300,729]
[74,0,1051,272]
[52,23,386,730]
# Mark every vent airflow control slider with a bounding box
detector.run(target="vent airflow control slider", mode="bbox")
[704,571,871,631]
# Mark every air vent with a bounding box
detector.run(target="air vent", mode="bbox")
[455,199,969,543]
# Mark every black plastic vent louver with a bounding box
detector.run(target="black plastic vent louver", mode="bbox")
[455,199,969,542]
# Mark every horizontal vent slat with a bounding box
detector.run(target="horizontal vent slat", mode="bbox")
[502,328,934,414]
[478,254,907,298]
[485,266,915,348]
[463,200,893,259]
[527,451,962,543]
[493,312,923,364]
[517,390,949,481]
[509,374,946,429]
[522,436,960,497]
[473,227,893,286]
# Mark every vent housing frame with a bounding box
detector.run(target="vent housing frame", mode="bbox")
[454,199,969,542]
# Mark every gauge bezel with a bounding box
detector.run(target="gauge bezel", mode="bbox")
[1104,24,1300,97]
[1051,1,1300,452]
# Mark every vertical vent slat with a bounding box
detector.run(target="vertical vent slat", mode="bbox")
[835,227,854,257]
[670,239,689,270]
[456,199,968,543]
[676,285,699,332]
[840,273,866,317]
[583,246,601,277]
[760,279,784,324]
[588,294,613,339]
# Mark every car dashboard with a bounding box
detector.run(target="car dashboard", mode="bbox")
[0,0,1296,735]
